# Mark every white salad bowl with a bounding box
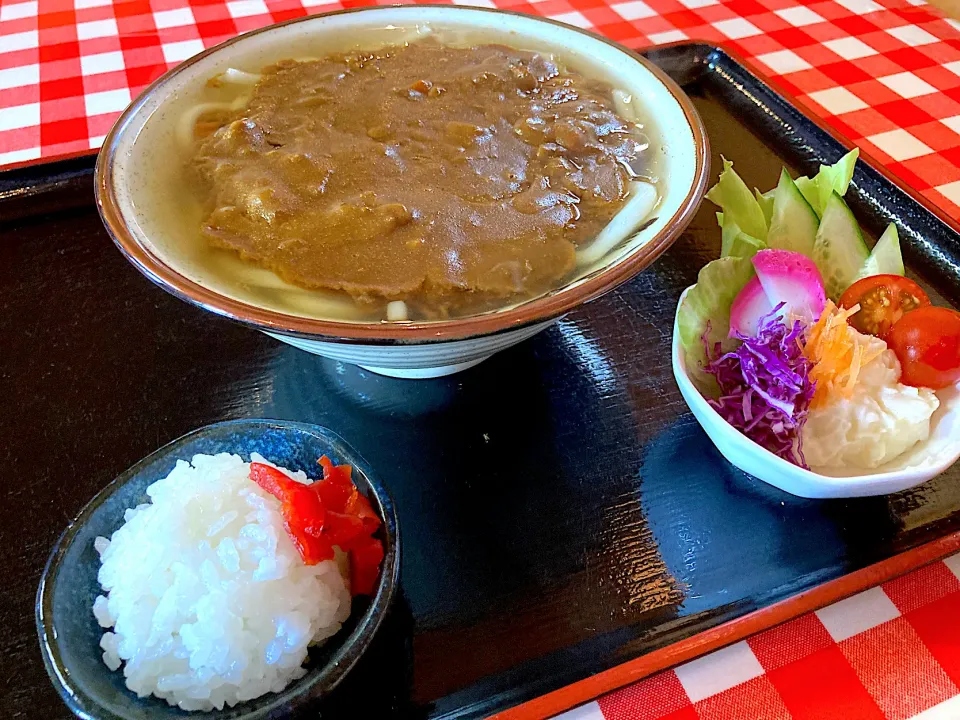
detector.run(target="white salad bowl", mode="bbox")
[672,286,960,499]
[96,5,709,379]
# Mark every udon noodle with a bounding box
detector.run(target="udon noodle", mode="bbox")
[177,39,661,322]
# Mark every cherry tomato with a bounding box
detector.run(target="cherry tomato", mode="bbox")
[887,306,960,389]
[839,275,930,339]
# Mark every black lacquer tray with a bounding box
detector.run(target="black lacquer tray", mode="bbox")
[3,42,960,720]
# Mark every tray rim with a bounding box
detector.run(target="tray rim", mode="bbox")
[662,39,960,235]
[0,147,97,175]
[492,531,960,720]
[7,36,960,720]
[484,39,960,719]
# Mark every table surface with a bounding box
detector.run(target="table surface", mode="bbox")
[929,0,959,20]
[5,0,960,718]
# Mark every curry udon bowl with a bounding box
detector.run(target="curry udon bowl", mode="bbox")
[96,5,708,379]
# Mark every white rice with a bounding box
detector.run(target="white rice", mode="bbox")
[93,452,352,711]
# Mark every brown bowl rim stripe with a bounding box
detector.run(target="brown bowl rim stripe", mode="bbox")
[95,4,710,344]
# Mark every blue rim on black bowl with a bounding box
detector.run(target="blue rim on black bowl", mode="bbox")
[36,419,400,720]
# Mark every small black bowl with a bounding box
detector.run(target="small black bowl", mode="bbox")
[36,419,400,720]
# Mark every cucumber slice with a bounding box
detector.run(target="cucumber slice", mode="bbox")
[756,188,775,227]
[856,223,904,280]
[705,158,768,240]
[766,168,818,257]
[812,192,870,299]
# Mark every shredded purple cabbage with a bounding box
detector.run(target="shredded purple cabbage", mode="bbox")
[704,304,816,468]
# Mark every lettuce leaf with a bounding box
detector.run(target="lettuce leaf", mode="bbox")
[814,148,859,214]
[677,256,757,393]
[756,188,775,227]
[795,148,860,217]
[706,157,769,241]
[720,217,764,260]
[795,176,819,216]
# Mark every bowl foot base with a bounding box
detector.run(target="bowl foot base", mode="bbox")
[359,356,491,379]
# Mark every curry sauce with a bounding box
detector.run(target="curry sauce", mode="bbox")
[191,40,652,318]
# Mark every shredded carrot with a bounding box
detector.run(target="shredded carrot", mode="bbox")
[802,301,883,408]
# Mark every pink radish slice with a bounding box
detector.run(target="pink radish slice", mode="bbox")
[752,249,826,323]
[729,249,827,338]
[730,276,775,337]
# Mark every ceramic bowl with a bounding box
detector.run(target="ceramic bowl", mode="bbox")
[672,287,960,499]
[95,5,709,379]
[36,420,400,720]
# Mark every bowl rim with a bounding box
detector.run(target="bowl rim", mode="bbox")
[95,4,710,345]
[35,419,401,720]
[671,285,960,497]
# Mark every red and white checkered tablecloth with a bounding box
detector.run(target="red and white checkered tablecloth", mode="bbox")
[5,0,960,717]
[555,553,960,720]
[2,0,960,216]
